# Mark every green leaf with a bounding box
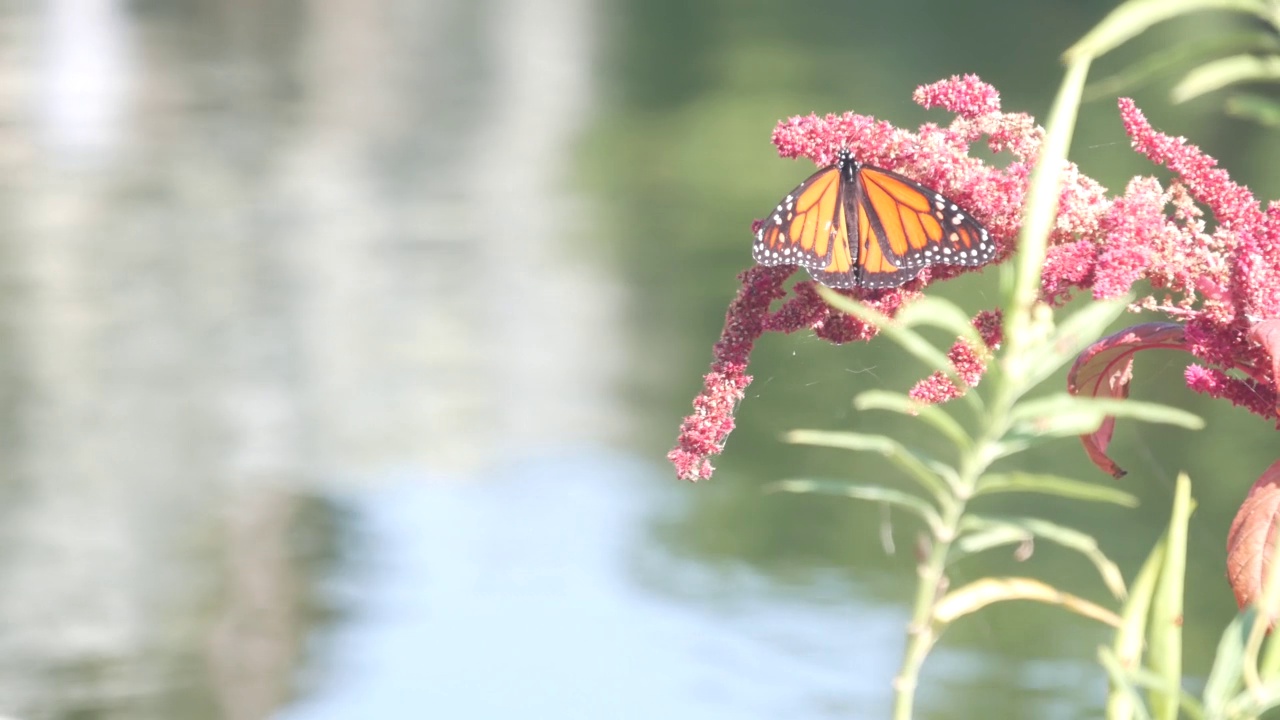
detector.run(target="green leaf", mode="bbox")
[953,523,1031,556]
[766,479,943,535]
[1109,536,1167,720]
[854,390,973,451]
[784,429,896,453]
[974,472,1139,506]
[1002,58,1089,363]
[1009,395,1204,437]
[1262,609,1280,679]
[1065,0,1272,63]
[893,296,985,350]
[1022,298,1131,391]
[988,437,1033,460]
[1224,92,1280,127]
[1201,609,1252,718]
[1084,30,1280,100]
[783,429,953,505]
[1172,53,1280,103]
[933,576,1121,627]
[1149,473,1195,720]
[1099,646,1207,720]
[1011,409,1112,438]
[929,461,962,492]
[1099,646,1154,720]
[815,288,977,410]
[1263,630,1280,683]
[958,515,1127,599]
[1225,678,1280,716]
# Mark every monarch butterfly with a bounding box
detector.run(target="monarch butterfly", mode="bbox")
[753,149,995,289]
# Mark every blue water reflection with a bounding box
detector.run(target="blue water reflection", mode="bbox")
[280,457,905,719]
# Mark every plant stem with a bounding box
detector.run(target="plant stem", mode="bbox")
[891,546,944,718]
[891,496,966,720]
[891,407,1007,719]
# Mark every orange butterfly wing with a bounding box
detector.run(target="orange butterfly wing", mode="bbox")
[752,165,850,275]
[752,153,994,290]
[856,166,995,287]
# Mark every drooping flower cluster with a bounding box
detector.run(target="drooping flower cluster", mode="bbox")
[1106,100,1280,417]
[909,310,1004,405]
[668,266,791,482]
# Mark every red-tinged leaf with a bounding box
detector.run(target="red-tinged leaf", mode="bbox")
[1227,459,1280,611]
[1248,318,1280,414]
[1066,323,1187,478]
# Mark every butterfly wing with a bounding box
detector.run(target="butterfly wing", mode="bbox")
[753,165,849,273]
[805,175,890,289]
[855,165,995,288]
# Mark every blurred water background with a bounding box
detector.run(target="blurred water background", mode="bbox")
[2,0,1280,718]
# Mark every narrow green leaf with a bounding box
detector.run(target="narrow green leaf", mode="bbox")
[1103,651,1207,720]
[1172,53,1280,103]
[815,288,975,409]
[1100,646,1154,720]
[1065,0,1271,63]
[1011,395,1202,426]
[1201,609,1252,717]
[1149,473,1195,720]
[933,576,1121,627]
[766,479,943,535]
[854,390,973,451]
[953,523,1031,556]
[932,462,962,493]
[1225,92,1280,127]
[975,472,1139,506]
[1003,58,1089,365]
[1262,606,1280,679]
[1084,30,1280,100]
[989,437,1033,460]
[783,429,953,505]
[893,296,985,350]
[1012,408,1113,438]
[1010,395,1204,436]
[1225,678,1280,716]
[1023,298,1131,390]
[784,428,895,453]
[1110,538,1167,720]
[815,288,944,374]
[959,515,1127,599]
[1263,626,1280,682]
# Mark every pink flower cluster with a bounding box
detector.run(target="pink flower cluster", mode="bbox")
[1109,100,1280,414]
[909,310,1004,405]
[668,266,791,481]
[669,75,1280,482]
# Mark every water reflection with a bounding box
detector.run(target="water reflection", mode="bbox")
[1,0,622,716]
[38,0,134,163]
[279,461,904,720]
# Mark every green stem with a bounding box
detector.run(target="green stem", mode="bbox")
[891,413,1008,719]
[891,50,1090,720]
[891,486,970,720]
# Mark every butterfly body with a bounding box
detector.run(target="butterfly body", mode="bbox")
[753,149,994,289]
